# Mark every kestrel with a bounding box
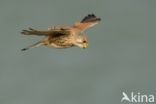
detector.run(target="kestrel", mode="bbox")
[21,14,101,51]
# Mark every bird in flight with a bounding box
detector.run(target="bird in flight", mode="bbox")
[21,14,101,51]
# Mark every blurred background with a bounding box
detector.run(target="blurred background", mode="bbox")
[0,0,156,104]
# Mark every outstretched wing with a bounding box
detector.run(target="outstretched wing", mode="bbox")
[21,27,71,36]
[73,14,101,32]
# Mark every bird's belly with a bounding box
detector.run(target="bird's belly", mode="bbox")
[49,43,73,48]
[47,37,74,48]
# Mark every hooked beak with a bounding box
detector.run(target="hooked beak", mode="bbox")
[82,43,88,49]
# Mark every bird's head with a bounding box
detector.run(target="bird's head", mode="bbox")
[74,35,88,49]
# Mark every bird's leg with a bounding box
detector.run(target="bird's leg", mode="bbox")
[21,41,45,51]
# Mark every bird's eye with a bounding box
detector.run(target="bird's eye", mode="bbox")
[83,40,86,43]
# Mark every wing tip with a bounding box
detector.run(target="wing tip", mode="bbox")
[21,27,37,35]
[81,13,101,23]
[21,30,30,35]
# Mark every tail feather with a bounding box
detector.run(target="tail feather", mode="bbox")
[21,41,44,51]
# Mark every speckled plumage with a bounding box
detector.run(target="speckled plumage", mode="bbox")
[21,14,101,51]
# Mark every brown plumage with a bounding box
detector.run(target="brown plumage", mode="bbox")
[21,14,101,51]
